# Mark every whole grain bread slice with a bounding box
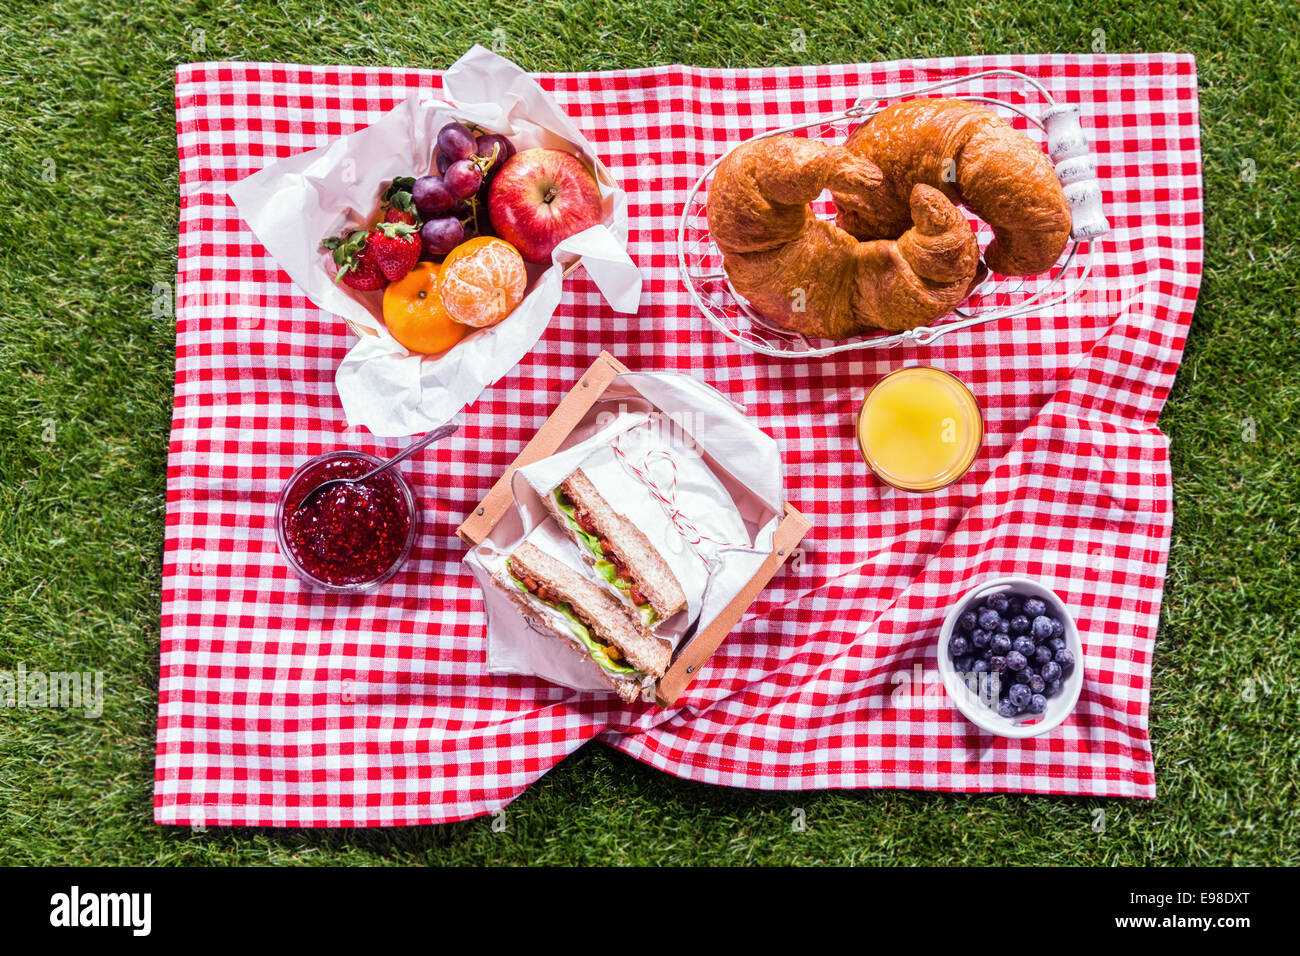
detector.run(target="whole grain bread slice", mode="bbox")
[547,469,688,621]
[491,569,641,702]
[505,542,671,678]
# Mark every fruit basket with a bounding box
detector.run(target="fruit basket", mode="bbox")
[675,69,1111,358]
[228,45,642,437]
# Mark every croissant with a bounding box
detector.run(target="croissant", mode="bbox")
[832,98,1071,276]
[708,134,981,339]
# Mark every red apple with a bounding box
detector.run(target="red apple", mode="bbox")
[487,148,604,263]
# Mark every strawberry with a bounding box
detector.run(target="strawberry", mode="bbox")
[340,247,388,290]
[322,228,388,291]
[368,221,421,282]
[381,176,419,227]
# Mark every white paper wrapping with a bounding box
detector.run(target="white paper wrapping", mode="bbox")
[463,370,786,699]
[227,45,643,438]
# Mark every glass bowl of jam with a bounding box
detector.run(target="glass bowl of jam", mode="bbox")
[275,450,417,593]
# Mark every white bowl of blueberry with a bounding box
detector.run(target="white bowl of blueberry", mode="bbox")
[937,577,1083,738]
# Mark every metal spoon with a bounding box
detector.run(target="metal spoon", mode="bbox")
[295,418,460,514]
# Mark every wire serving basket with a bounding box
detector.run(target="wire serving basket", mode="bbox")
[675,70,1110,358]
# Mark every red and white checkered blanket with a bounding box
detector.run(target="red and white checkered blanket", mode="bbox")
[158,54,1202,825]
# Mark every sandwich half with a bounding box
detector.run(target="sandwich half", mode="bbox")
[493,541,671,702]
[545,469,688,631]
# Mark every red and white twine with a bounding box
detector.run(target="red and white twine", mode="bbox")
[610,428,745,565]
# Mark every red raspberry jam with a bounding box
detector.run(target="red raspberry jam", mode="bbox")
[277,452,414,590]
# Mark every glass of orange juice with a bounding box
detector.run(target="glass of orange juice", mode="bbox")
[856,366,983,492]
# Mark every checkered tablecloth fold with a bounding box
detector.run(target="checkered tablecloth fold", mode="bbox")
[157,53,1202,825]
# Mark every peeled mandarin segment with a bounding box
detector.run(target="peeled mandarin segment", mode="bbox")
[441,234,498,267]
[438,239,528,328]
[382,262,470,355]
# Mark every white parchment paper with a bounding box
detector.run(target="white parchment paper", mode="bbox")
[227,45,643,438]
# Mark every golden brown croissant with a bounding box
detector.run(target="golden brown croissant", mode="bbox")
[707,134,980,339]
[832,98,1071,276]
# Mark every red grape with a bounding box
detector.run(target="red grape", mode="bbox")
[475,134,516,175]
[437,123,477,163]
[443,159,483,200]
[411,175,454,217]
[420,216,464,256]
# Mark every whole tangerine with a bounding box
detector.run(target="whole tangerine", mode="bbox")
[382,262,471,355]
[438,236,528,328]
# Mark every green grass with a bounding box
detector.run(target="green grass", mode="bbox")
[1,0,1298,865]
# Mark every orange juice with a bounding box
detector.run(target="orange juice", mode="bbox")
[857,366,983,491]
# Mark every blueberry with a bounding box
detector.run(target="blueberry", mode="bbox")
[1054,647,1075,674]
[1023,597,1047,617]
[1010,614,1031,635]
[1006,598,1023,617]
[1008,683,1031,709]
[1040,661,1062,682]
[997,618,1011,634]
[959,610,978,632]
[1050,618,1065,639]
[989,655,1007,673]
[950,635,971,658]
[978,674,1001,703]
[978,609,1001,631]
[1005,650,1027,672]
[954,654,974,672]
[1032,616,1054,640]
[971,628,991,650]
[987,593,1010,614]
[1013,636,1036,657]
[1011,668,1032,685]
[991,634,1012,656]
[1028,673,1046,694]
[997,699,1019,718]
[1027,694,1048,714]
[1049,637,1068,654]
[1033,646,1054,667]
[1044,678,1061,697]
[972,658,990,675]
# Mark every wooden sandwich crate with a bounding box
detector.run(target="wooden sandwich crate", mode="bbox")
[457,351,812,706]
